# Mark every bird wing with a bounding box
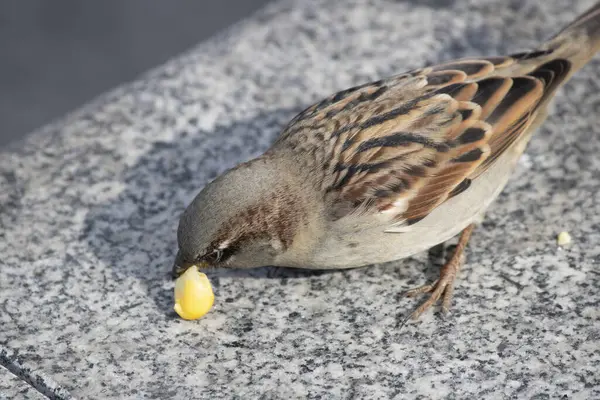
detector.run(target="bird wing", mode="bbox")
[275,53,571,225]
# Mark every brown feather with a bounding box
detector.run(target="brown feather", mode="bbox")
[274,44,576,226]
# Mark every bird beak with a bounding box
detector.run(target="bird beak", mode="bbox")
[172,250,209,279]
[172,250,193,279]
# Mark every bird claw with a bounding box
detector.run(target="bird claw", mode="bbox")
[403,280,439,298]
[405,275,455,320]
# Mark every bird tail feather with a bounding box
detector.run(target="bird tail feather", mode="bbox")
[541,1,600,72]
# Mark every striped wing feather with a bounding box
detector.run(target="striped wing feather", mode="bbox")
[276,53,571,224]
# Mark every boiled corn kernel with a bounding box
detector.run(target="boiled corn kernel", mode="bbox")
[557,231,572,246]
[174,265,214,320]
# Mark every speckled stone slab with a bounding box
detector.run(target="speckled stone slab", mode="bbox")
[0,348,74,400]
[1,0,600,398]
[1,366,46,400]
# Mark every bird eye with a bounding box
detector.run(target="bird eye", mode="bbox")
[198,242,239,265]
[199,249,222,264]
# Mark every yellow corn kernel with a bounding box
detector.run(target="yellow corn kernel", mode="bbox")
[557,231,572,246]
[174,265,214,320]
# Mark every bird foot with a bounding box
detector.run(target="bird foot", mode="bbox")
[402,224,474,322]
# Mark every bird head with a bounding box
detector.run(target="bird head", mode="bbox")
[172,156,308,277]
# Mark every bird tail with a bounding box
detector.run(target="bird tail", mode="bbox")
[539,1,600,73]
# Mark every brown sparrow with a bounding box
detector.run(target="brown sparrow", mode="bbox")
[173,3,600,319]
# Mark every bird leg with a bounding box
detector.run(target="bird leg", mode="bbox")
[404,223,475,320]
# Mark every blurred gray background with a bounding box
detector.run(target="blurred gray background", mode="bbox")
[0,0,271,148]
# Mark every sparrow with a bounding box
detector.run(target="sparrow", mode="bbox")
[173,2,600,320]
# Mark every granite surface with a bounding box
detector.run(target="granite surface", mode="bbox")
[1,366,45,400]
[1,0,600,398]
